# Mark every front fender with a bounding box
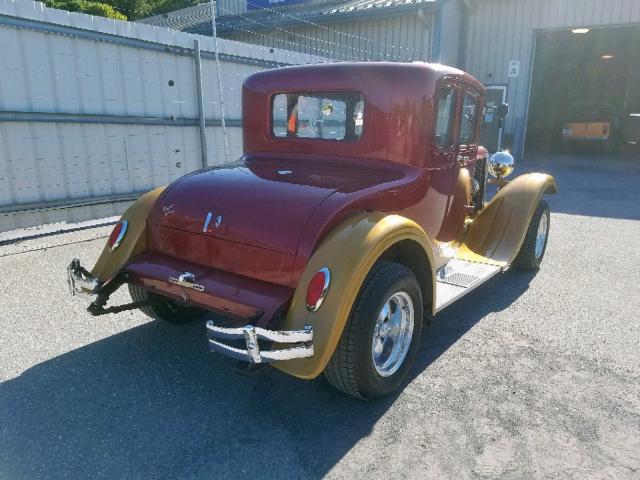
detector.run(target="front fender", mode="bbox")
[91,186,166,283]
[460,173,557,265]
[273,212,436,380]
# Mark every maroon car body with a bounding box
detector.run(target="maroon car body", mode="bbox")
[68,62,555,399]
[124,63,485,324]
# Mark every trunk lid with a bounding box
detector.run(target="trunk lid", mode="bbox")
[151,159,343,255]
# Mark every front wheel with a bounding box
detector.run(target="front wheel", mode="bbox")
[513,200,550,270]
[128,283,206,324]
[324,262,423,400]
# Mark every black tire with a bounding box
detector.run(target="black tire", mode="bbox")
[513,200,550,270]
[324,262,423,400]
[128,283,206,324]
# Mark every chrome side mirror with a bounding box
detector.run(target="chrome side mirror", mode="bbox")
[488,151,515,178]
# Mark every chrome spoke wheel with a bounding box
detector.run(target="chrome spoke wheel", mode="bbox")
[371,291,414,377]
[535,210,549,260]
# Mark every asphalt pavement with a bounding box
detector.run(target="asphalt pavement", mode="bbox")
[1,153,639,479]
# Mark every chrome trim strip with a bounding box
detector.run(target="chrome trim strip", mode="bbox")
[67,259,101,296]
[206,321,314,363]
[208,340,314,363]
[169,272,205,292]
[203,212,213,232]
[243,325,262,363]
[207,324,313,343]
[0,110,243,127]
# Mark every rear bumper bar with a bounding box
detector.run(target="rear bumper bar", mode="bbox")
[206,321,314,363]
[67,259,101,295]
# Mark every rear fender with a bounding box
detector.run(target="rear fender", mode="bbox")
[273,212,436,380]
[91,187,166,283]
[460,173,557,265]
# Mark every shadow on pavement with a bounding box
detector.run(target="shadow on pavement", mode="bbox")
[0,271,535,479]
[520,151,640,220]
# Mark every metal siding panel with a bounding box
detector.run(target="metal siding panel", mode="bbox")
[350,21,358,60]
[560,0,571,27]
[0,0,328,231]
[405,16,414,61]
[410,16,418,61]
[573,0,589,26]
[495,0,512,83]
[632,0,640,21]
[375,17,383,60]
[394,16,401,60]
[511,0,533,138]
[614,0,627,23]
[476,0,492,81]
[465,4,480,72]
[361,19,369,61]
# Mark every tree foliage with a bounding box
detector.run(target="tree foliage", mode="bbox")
[45,0,202,21]
[44,0,128,20]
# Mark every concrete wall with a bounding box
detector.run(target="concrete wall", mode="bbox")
[462,0,640,158]
[0,0,326,232]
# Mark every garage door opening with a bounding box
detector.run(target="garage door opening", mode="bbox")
[525,25,640,154]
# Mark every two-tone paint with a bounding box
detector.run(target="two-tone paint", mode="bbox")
[79,62,556,379]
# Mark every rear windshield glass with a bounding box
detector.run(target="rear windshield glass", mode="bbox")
[272,92,364,140]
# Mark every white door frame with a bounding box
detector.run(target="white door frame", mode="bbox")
[484,85,507,151]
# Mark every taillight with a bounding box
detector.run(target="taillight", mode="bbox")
[306,267,330,312]
[108,220,128,252]
[603,125,609,134]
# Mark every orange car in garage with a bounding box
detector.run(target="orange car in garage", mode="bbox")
[561,101,616,151]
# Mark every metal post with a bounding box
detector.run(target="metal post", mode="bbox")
[210,0,230,163]
[193,39,208,168]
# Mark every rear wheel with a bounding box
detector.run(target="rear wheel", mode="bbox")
[324,262,423,400]
[128,283,206,324]
[513,200,550,270]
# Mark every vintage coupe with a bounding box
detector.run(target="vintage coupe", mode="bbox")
[68,62,556,400]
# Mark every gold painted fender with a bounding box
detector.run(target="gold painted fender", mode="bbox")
[273,212,436,380]
[460,173,557,265]
[91,186,166,283]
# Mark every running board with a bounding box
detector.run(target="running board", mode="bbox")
[434,258,502,313]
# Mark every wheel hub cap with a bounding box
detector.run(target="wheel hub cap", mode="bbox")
[371,291,414,377]
[535,212,549,259]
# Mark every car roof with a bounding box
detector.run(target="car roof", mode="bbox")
[243,61,484,97]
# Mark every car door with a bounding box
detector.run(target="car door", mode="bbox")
[430,78,461,243]
[443,86,482,240]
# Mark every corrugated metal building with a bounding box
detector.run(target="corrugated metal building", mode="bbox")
[144,0,443,63]
[0,0,326,232]
[461,0,640,157]
[145,0,640,158]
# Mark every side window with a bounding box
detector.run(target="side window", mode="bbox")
[459,92,479,144]
[435,85,456,147]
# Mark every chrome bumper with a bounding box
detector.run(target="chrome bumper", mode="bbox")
[206,321,314,363]
[67,259,101,296]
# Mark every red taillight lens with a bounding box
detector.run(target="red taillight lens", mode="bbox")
[306,267,330,312]
[108,220,128,252]
[603,125,609,134]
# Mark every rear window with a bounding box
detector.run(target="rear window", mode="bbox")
[272,91,364,141]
